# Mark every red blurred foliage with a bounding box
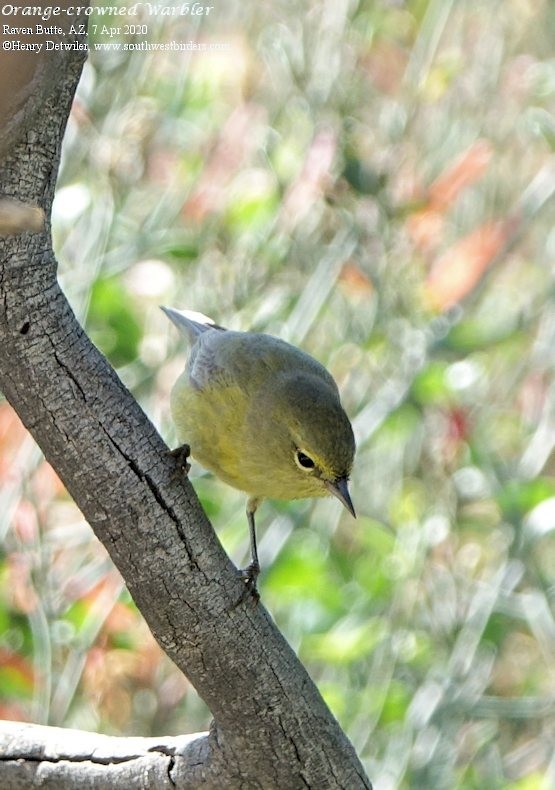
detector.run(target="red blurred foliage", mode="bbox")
[146,149,182,186]
[406,140,493,256]
[0,702,28,721]
[424,219,513,311]
[69,96,92,128]
[13,500,38,545]
[31,460,67,515]
[518,371,550,425]
[7,554,38,614]
[406,207,445,253]
[0,404,27,482]
[362,40,408,95]
[0,403,66,501]
[401,134,519,312]
[445,406,470,452]
[435,407,471,468]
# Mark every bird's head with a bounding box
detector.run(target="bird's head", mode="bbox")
[246,372,356,515]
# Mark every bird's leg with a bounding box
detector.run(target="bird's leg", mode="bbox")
[238,497,261,599]
[170,443,191,478]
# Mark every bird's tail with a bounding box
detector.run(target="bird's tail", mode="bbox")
[161,306,226,341]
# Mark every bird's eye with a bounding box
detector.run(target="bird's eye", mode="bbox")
[295,450,315,471]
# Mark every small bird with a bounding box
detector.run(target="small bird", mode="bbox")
[162,307,356,594]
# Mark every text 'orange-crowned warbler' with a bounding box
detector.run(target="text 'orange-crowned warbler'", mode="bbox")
[162,307,356,593]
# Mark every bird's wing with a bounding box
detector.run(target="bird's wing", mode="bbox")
[186,329,275,391]
[187,328,234,390]
[188,330,339,395]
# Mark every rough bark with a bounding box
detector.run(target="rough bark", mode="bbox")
[0,17,371,790]
[0,721,207,789]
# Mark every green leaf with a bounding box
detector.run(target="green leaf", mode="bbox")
[0,663,33,699]
[88,277,142,367]
[225,190,278,233]
[441,319,524,353]
[303,618,387,665]
[497,478,555,521]
[266,540,343,611]
[411,361,451,405]
[378,680,410,724]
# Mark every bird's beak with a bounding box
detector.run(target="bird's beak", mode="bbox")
[325,477,356,518]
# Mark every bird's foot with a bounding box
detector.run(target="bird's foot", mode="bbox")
[170,444,191,478]
[232,561,260,606]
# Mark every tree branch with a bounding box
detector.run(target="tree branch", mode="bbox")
[0,27,371,790]
[0,721,209,789]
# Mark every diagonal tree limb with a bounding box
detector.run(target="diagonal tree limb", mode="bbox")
[0,32,371,790]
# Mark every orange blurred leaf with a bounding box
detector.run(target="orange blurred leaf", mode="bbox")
[406,141,493,254]
[363,40,407,95]
[0,403,28,453]
[104,600,139,634]
[428,139,493,211]
[62,569,119,615]
[69,97,92,128]
[0,702,28,721]
[338,262,374,298]
[0,648,35,686]
[7,555,38,614]
[13,500,38,544]
[405,208,445,253]
[424,220,512,311]
[31,460,67,507]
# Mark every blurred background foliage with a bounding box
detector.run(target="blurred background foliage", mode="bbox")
[1,0,555,787]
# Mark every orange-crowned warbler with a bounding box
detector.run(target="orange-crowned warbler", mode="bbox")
[162,307,356,593]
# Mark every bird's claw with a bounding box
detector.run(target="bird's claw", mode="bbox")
[240,560,260,586]
[170,444,191,478]
[232,561,260,606]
